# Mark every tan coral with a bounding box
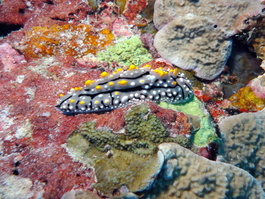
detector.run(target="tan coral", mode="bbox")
[153,0,264,80]
[142,143,264,199]
[218,108,265,190]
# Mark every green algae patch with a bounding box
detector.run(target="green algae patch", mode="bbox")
[66,103,193,197]
[96,36,153,66]
[159,96,220,147]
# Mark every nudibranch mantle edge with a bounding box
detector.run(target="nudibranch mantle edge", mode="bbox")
[56,66,194,115]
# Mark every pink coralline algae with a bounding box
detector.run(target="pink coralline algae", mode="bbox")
[0,43,26,72]
[248,74,265,99]
[153,0,265,80]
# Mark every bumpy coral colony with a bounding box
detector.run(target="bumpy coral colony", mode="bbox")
[56,65,194,115]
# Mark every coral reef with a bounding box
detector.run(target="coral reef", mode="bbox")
[219,109,265,189]
[141,143,265,199]
[19,24,114,58]
[66,104,192,197]
[159,96,220,147]
[1,0,265,198]
[96,36,152,66]
[153,0,264,80]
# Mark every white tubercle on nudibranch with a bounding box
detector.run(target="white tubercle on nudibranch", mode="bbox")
[56,65,194,115]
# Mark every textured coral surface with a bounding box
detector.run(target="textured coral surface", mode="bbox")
[142,143,265,199]
[1,0,265,198]
[219,109,265,190]
[153,0,265,80]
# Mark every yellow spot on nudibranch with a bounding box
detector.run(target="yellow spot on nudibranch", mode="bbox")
[173,68,178,76]
[153,69,166,77]
[115,68,123,72]
[70,99,75,103]
[140,79,145,84]
[74,87,82,91]
[114,91,119,95]
[118,80,128,86]
[100,71,109,78]
[94,100,99,104]
[108,81,114,86]
[59,94,64,97]
[80,101,85,105]
[172,81,177,85]
[85,80,95,85]
[128,65,138,70]
[104,99,110,104]
[144,64,151,68]
[95,85,101,90]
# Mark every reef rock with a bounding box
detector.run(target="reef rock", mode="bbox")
[219,108,265,190]
[153,0,264,80]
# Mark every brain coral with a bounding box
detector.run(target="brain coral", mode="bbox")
[153,0,264,80]
[219,108,265,190]
[142,143,265,199]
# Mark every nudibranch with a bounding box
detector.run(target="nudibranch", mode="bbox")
[56,65,194,115]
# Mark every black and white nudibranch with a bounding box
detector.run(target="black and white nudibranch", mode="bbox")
[56,65,194,115]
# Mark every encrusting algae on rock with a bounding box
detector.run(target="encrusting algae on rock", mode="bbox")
[159,96,220,147]
[229,86,265,111]
[66,103,192,197]
[68,104,192,156]
[19,24,115,58]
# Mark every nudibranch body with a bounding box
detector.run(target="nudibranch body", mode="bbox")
[56,65,194,115]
